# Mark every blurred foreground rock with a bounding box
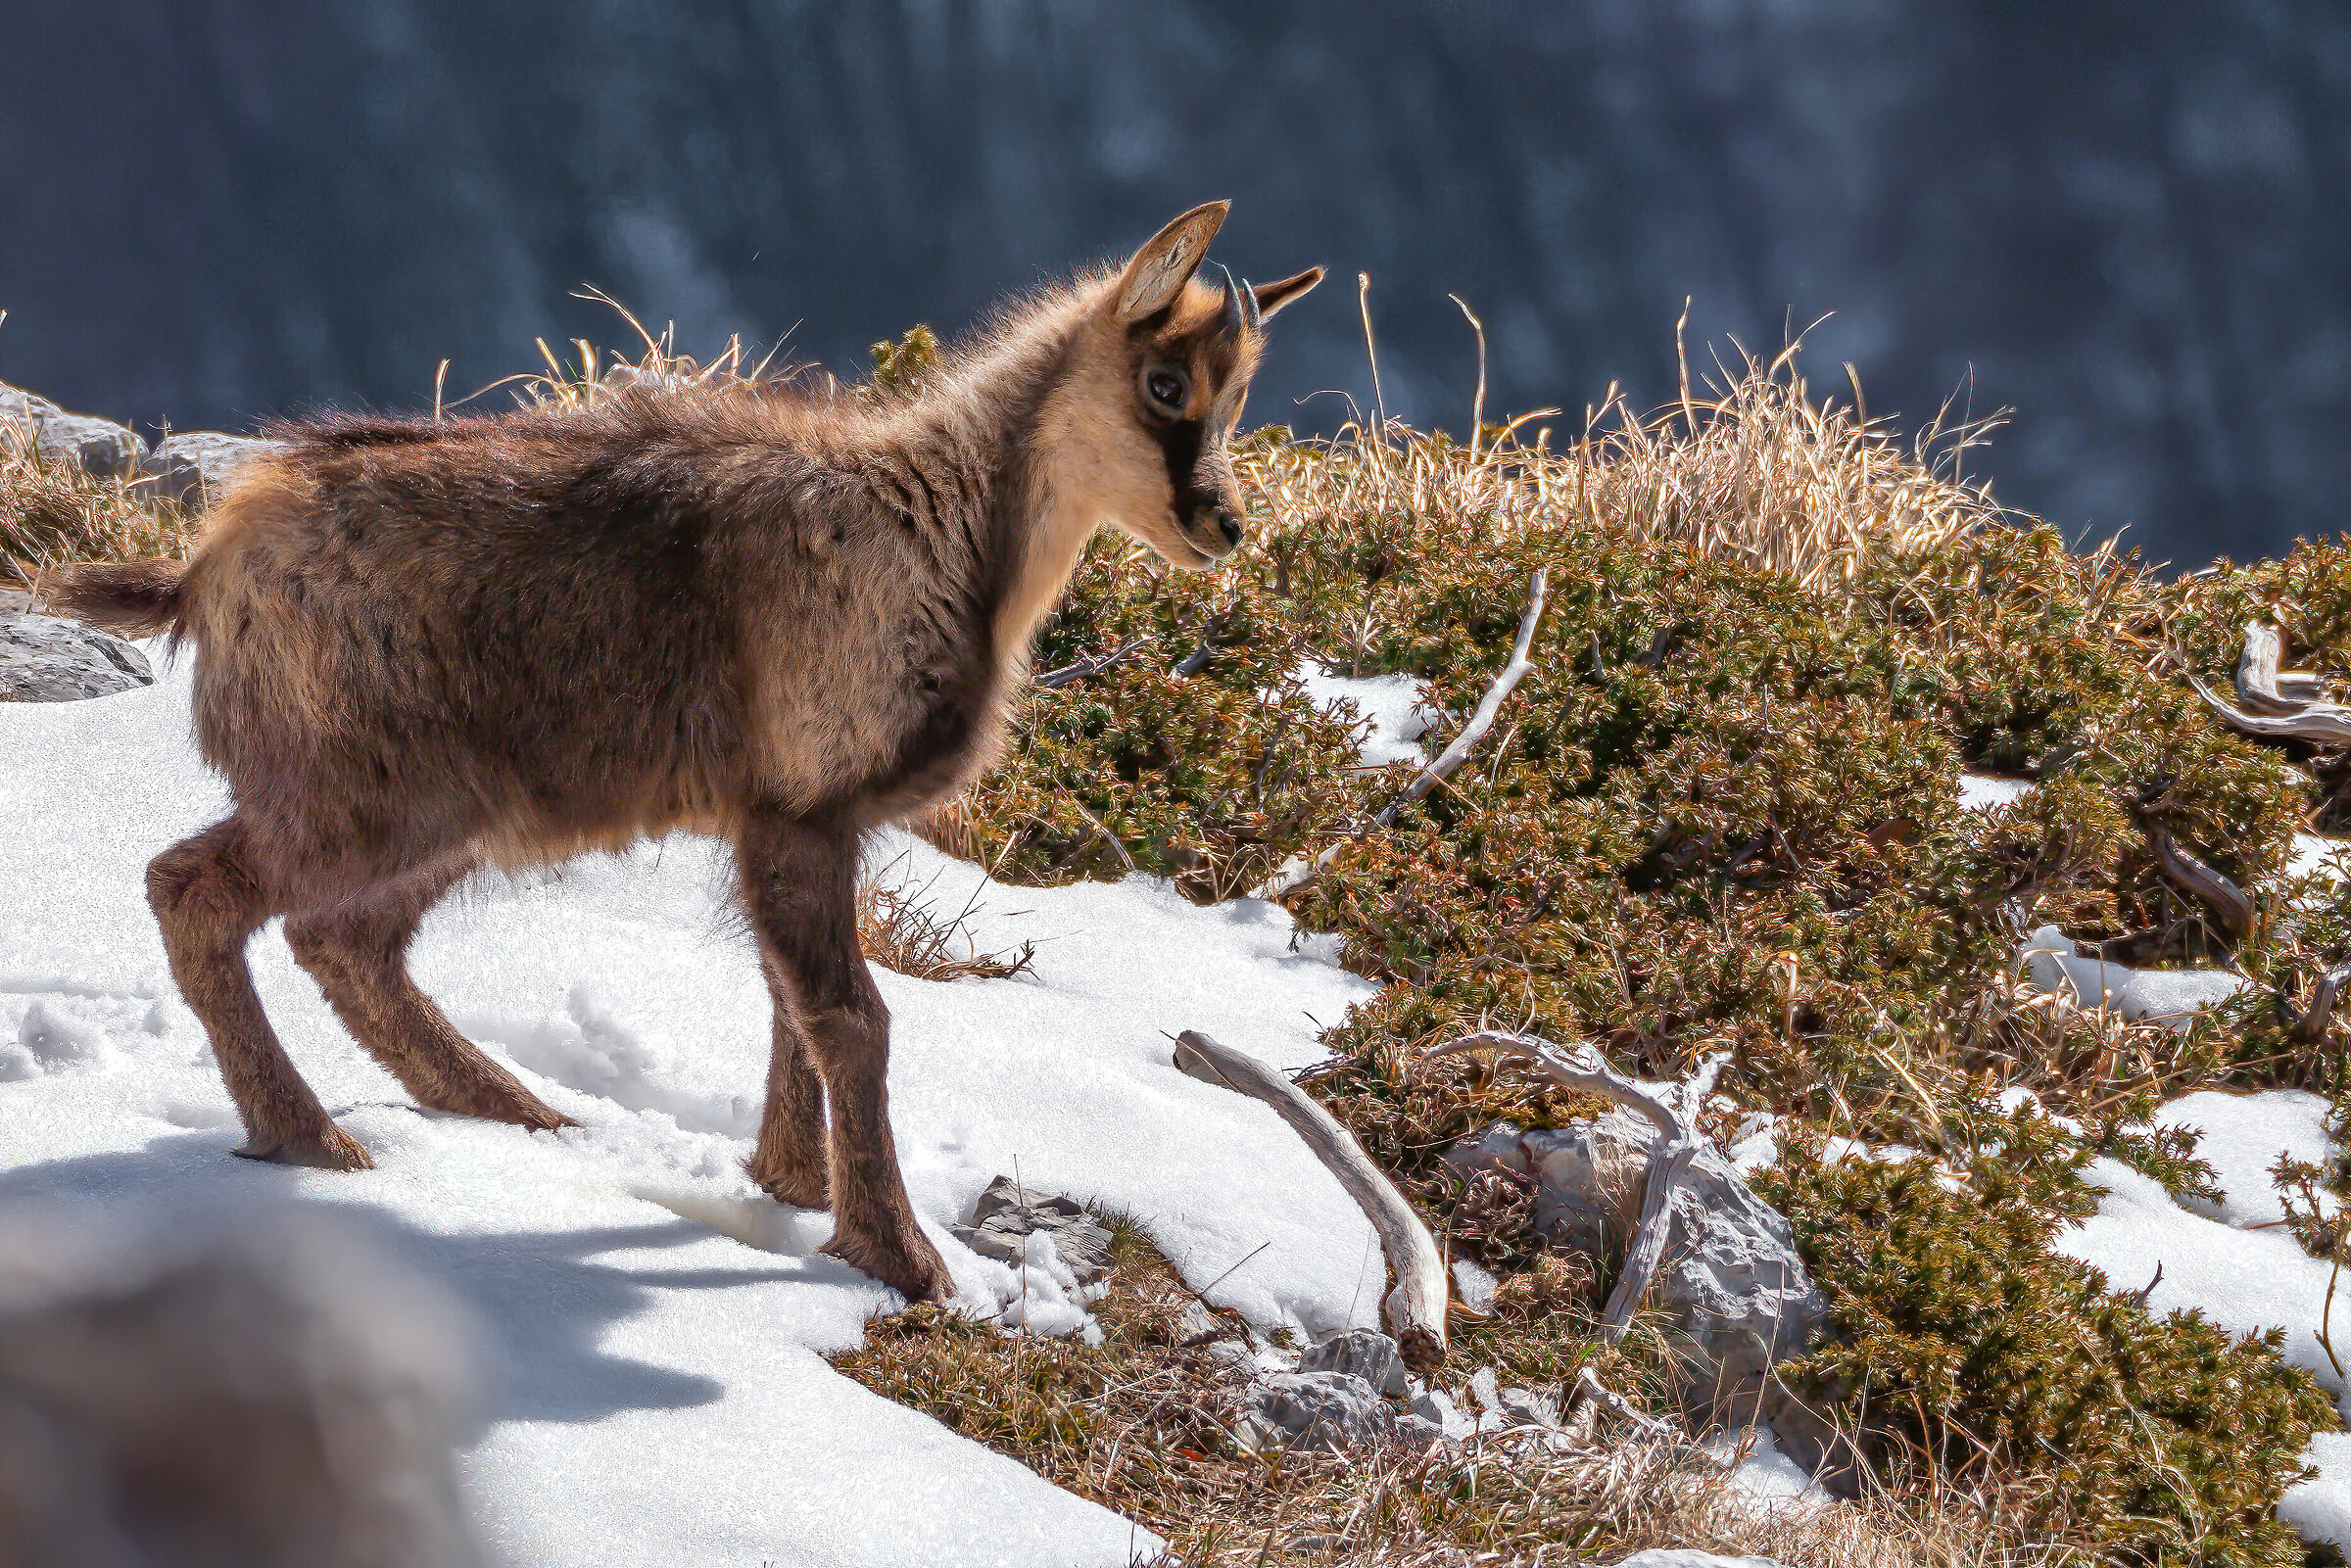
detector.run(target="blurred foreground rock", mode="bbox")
[0,590,152,702]
[0,1206,484,1568]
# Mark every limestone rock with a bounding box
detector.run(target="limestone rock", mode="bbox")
[1235,1370,1395,1452]
[141,431,280,510]
[1447,1112,1834,1468]
[948,1175,1114,1284]
[1609,1553,1783,1568]
[0,596,153,702]
[0,383,145,481]
[1297,1328,1409,1397]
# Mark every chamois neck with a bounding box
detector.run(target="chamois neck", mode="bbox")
[880,285,1108,672]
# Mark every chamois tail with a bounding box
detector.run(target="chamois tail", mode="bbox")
[35,558,190,639]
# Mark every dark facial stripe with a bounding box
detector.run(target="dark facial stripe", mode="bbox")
[1156,416,1206,510]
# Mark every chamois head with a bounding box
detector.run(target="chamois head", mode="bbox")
[1065,201,1322,569]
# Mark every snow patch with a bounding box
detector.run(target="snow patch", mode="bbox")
[1297,665,1432,767]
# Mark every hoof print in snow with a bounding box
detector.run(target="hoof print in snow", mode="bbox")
[0,592,154,702]
[1447,1112,1834,1468]
[949,1174,1114,1284]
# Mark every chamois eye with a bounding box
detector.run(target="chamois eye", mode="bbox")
[1145,369,1187,409]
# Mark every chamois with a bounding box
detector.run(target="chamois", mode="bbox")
[42,202,1322,1301]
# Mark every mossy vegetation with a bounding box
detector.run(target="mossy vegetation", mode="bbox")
[922,346,2351,1564]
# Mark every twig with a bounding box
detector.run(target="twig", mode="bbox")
[2143,824,2254,940]
[2188,623,2351,745]
[1036,634,1159,689]
[1254,571,1549,898]
[1174,1030,1448,1367]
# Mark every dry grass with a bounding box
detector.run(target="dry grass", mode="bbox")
[1239,326,2003,600]
[856,854,1037,982]
[0,422,194,581]
[835,1219,2050,1568]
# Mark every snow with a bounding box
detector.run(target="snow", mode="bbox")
[2056,1090,2351,1549]
[2015,925,2251,1031]
[1297,665,1431,767]
[1703,1426,1828,1513]
[1956,773,2034,811]
[0,649,1389,1566]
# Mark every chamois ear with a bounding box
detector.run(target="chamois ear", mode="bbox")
[1250,267,1325,321]
[1114,201,1229,323]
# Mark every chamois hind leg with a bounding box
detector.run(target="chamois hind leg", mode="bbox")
[148,815,371,1171]
[744,950,831,1209]
[738,809,949,1303]
[285,865,575,1132]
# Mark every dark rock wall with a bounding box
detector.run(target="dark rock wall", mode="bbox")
[2,1,2345,564]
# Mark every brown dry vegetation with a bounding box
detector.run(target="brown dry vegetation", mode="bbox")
[837,1218,2037,1568]
[0,421,195,582]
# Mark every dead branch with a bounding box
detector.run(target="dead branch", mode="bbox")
[2143,824,2254,939]
[1254,570,1549,898]
[1373,568,1549,829]
[2292,960,2351,1045]
[1036,634,1159,689]
[2189,622,2351,745]
[1173,1030,1448,1368]
[1424,1028,1697,1340]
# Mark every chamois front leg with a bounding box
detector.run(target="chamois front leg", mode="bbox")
[745,950,831,1209]
[738,810,950,1303]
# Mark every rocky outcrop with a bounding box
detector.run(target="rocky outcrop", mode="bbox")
[0,592,153,702]
[948,1175,1115,1284]
[1447,1114,1835,1468]
[141,431,280,510]
[0,383,145,481]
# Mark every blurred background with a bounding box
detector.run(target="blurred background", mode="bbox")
[1,0,2344,567]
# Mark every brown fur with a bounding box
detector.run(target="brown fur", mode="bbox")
[41,203,1320,1301]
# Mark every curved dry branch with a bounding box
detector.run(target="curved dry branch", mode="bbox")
[1173,1030,1448,1368]
[2191,622,2351,745]
[2144,825,2254,939]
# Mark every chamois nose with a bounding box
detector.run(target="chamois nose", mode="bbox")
[1215,513,1244,549]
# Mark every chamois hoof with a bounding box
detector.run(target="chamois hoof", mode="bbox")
[823,1226,953,1304]
[745,1156,831,1212]
[427,1089,577,1134]
[233,1125,375,1171]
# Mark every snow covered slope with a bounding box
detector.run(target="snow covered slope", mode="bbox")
[0,651,1386,1566]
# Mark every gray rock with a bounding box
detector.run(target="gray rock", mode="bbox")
[1236,1370,1396,1452]
[1393,1412,1445,1449]
[0,1206,484,1568]
[140,431,280,510]
[1609,1554,1783,1568]
[947,1175,1115,1284]
[0,600,153,702]
[1297,1328,1409,1397]
[0,383,145,481]
[1447,1112,1834,1471]
[1172,1298,1222,1346]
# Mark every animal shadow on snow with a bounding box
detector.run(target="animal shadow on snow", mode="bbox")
[0,1128,840,1423]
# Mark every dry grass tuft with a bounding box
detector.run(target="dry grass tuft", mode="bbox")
[1240,328,2002,598]
[835,1219,2046,1568]
[0,423,194,581]
[856,855,1036,982]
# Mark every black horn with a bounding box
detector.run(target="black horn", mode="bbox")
[1240,276,1262,332]
[1215,263,1245,338]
